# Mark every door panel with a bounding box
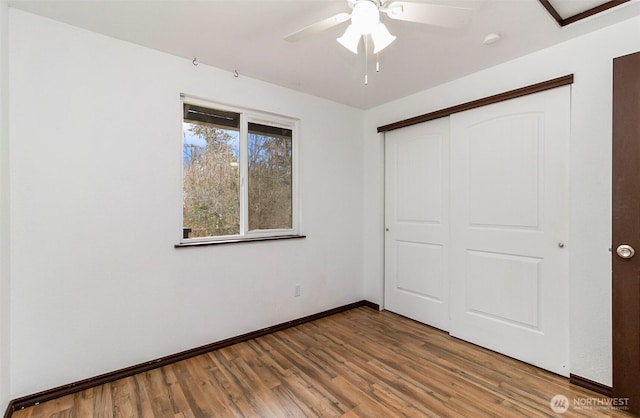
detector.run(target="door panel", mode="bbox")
[467,114,541,229]
[396,137,443,223]
[466,250,540,329]
[449,86,570,376]
[385,118,449,331]
[396,242,443,300]
[612,51,640,414]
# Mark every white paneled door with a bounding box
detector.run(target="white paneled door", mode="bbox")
[449,86,570,376]
[384,86,570,376]
[384,118,450,331]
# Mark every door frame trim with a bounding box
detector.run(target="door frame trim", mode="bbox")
[611,50,640,413]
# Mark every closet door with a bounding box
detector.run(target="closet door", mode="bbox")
[449,86,570,376]
[384,118,450,331]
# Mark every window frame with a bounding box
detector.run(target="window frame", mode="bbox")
[179,95,300,245]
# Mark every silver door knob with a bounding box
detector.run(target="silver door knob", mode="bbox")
[616,245,635,259]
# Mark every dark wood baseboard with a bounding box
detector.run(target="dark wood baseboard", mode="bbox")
[570,373,613,397]
[361,299,381,311]
[3,401,14,418]
[5,300,379,416]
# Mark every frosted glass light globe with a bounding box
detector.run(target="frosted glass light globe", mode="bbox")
[351,0,380,35]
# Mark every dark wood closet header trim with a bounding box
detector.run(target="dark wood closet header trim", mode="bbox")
[377,74,574,133]
[539,0,630,27]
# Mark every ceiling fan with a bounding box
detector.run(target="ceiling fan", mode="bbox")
[284,0,472,54]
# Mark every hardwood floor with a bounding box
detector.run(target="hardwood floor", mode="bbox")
[12,307,634,417]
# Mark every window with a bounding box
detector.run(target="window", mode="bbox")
[181,98,298,244]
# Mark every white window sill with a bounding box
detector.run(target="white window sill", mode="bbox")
[174,234,306,248]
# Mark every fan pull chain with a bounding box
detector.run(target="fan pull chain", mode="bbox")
[376,53,380,72]
[364,36,369,85]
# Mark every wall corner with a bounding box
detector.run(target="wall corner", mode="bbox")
[0,0,11,411]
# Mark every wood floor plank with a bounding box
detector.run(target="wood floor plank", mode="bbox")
[131,372,158,417]
[110,377,138,418]
[72,387,97,418]
[263,333,354,414]
[159,367,190,416]
[265,386,312,416]
[174,354,226,416]
[91,384,113,418]
[11,308,636,417]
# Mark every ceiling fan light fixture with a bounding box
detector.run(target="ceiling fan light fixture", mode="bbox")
[351,0,380,34]
[371,22,396,53]
[337,23,361,54]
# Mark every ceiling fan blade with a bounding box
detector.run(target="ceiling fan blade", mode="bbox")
[284,13,351,42]
[385,2,472,28]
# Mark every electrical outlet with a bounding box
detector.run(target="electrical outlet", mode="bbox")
[295,284,301,297]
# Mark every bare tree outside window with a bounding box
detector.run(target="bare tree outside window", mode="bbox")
[248,123,292,231]
[182,102,296,241]
[183,122,240,237]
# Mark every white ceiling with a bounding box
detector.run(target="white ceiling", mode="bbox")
[9,0,640,109]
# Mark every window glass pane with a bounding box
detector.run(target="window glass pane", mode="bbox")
[183,105,240,238]
[248,122,293,231]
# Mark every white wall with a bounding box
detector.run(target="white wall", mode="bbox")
[0,0,10,410]
[7,2,638,405]
[363,16,640,386]
[8,9,365,397]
